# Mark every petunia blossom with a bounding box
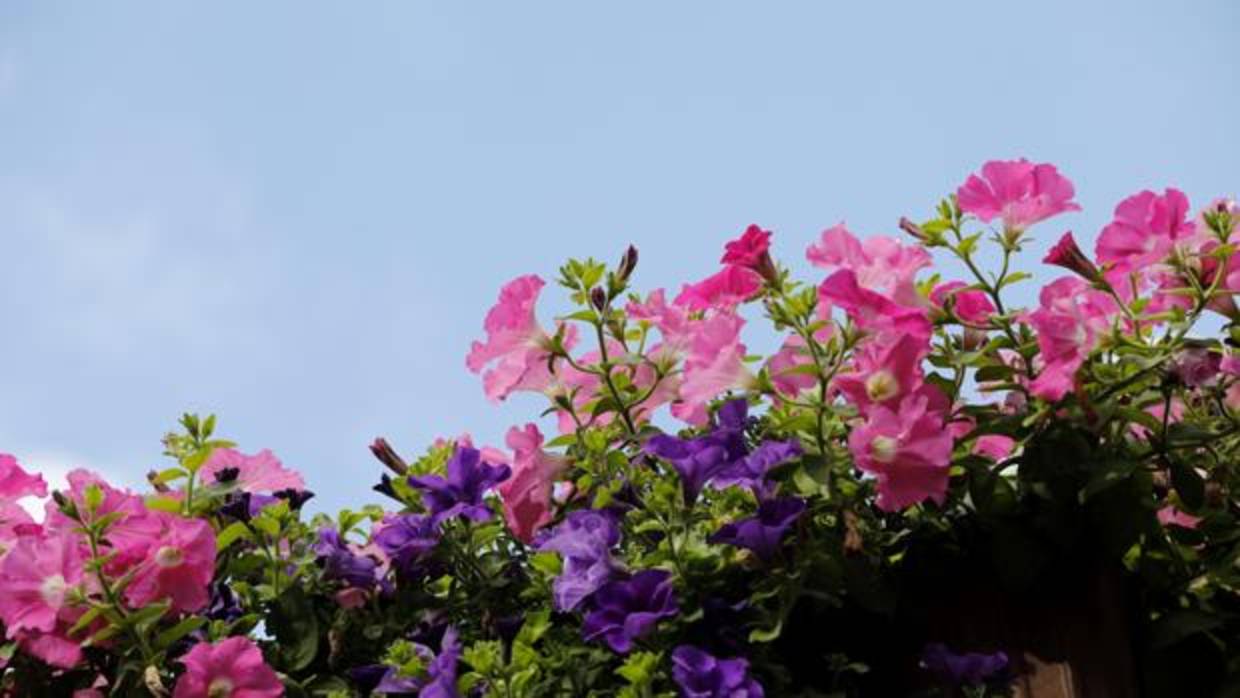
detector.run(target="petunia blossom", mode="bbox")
[721,224,778,283]
[1025,277,1117,401]
[496,424,568,543]
[124,514,216,613]
[955,159,1080,232]
[709,497,806,563]
[832,333,931,415]
[672,645,765,698]
[467,275,572,403]
[930,281,995,325]
[173,636,283,698]
[674,312,757,425]
[807,224,930,306]
[582,569,679,654]
[848,394,954,511]
[408,446,510,526]
[1096,188,1194,273]
[199,448,305,494]
[538,509,621,612]
[674,265,763,312]
[0,530,84,636]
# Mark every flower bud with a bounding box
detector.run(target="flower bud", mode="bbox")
[898,216,927,242]
[590,286,608,312]
[369,437,407,475]
[617,245,639,283]
[1043,231,1101,282]
[146,470,171,494]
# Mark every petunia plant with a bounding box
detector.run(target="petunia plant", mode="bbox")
[2,159,1239,697]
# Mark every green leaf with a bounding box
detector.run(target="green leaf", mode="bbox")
[154,616,207,650]
[216,521,253,550]
[144,495,184,514]
[748,619,783,643]
[267,588,320,672]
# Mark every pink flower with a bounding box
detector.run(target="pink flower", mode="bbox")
[17,623,88,669]
[1095,188,1194,273]
[42,470,160,575]
[199,448,305,494]
[973,435,1016,461]
[467,275,570,402]
[930,281,995,325]
[673,265,763,312]
[1131,399,1185,440]
[497,424,568,543]
[0,530,84,636]
[124,514,216,613]
[673,312,756,425]
[1157,506,1202,530]
[1043,231,1101,281]
[817,269,932,340]
[721,224,773,268]
[173,636,283,698]
[1025,277,1117,401]
[833,334,930,415]
[0,455,46,501]
[955,159,1080,232]
[807,224,930,306]
[627,289,694,361]
[766,335,819,399]
[848,394,954,512]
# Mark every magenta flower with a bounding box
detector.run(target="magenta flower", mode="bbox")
[765,335,819,399]
[496,423,568,544]
[200,448,305,494]
[674,265,763,312]
[0,454,46,501]
[1025,277,1117,401]
[972,435,1016,461]
[582,569,679,653]
[0,531,84,636]
[807,224,930,307]
[467,274,569,403]
[817,269,931,341]
[955,159,1080,232]
[672,645,765,698]
[1095,188,1194,273]
[930,281,995,325]
[1043,231,1101,281]
[173,636,283,698]
[848,394,954,511]
[124,514,216,613]
[538,509,620,612]
[721,224,778,283]
[409,446,510,526]
[832,333,931,415]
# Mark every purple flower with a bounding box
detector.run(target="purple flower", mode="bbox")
[313,527,379,588]
[538,509,620,611]
[709,497,805,563]
[920,643,1010,686]
[375,626,462,697]
[672,645,764,698]
[582,569,679,653]
[374,514,439,576]
[409,446,511,525]
[714,440,802,497]
[1171,348,1222,388]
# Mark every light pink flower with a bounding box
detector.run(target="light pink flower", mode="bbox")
[627,289,694,360]
[973,435,1016,461]
[673,265,763,312]
[674,312,756,425]
[766,334,819,399]
[1025,277,1117,401]
[848,394,954,512]
[930,281,995,325]
[0,530,84,636]
[1096,188,1194,273]
[199,448,305,494]
[497,424,568,543]
[124,514,216,613]
[467,275,571,402]
[955,159,1080,232]
[807,224,930,306]
[173,636,283,698]
[833,334,930,415]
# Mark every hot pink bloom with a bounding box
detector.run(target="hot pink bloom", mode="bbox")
[467,275,569,402]
[807,224,930,306]
[1043,231,1101,281]
[1157,506,1202,530]
[848,394,954,512]
[199,448,305,493]
[173,636,283,698]
[973,435,1016,461]
[1095,188,1194,273]
[17,622,88,669]
[674,312,756,425]
[833,334,930,415]
[41,470,160,576]
[627,289,694,361]
[817,269,931,340]
[125,515,216,613]
[497,424,568,543]
[955,159,1080,231]
[0,455,46,501]
[1131,399,1186,440]
[1025,277,1117,401]
[673,265,762,312]
[0,531,84,636]
[721,224,773,269]
[930,281,995,325]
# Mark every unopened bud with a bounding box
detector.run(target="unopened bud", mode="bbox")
[1043,231,1101,282]
[590,286,608,312]
[146,470,171,494]
[898,216,927,242]
[617,245,639,282]
[369,437,408,475]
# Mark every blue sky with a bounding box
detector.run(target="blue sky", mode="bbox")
[1,2,1236,514]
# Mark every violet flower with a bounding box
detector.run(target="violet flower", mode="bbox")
[313,527,379,588]
[709,497,806,563]
[408,446,510,525]
[920,643,1010,686]
[374,514,439,576]
[537,509,620,611]
[582,569,679,653]
[375,626,462,698]
[671,645,765,698]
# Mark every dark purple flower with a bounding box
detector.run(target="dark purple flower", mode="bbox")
[313,526,379,588]
[714,440,802,497]
[348,664,389,694]
[273,487,315,510]
[582,569,679,653]
[409,446,511,525]
[374,514,439,576]
[672,645,764,698]
[205,580,242,622]
[538,509,621,611]
[709,497,805,563]
[920,643,1010,686]
[716,398,752,431]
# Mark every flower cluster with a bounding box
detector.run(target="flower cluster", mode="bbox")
[2,160,1238,697]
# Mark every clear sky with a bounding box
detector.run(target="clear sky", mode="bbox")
[1,2,1236,514]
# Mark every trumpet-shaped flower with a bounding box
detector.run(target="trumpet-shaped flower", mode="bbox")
[538,509,621,612]
[496,423,568,543]
[409,446,510,526]
[848,394,954,511]
[674,265,763,312]
[0,531,84,636]
[1025,277,1117,401]
[833,333,930,415]
[672,645,765,698]
[710,497,806,563]
[582,569,679,654]
[124,514,216,613]
[675,312,756,425]
[807,224,930,306]
[467,275,570,402]
[955,159,1080,232]
[1096,188,1194,273]
[930,281,995,325]
[173,636,283,698]
[200,448,305,494]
